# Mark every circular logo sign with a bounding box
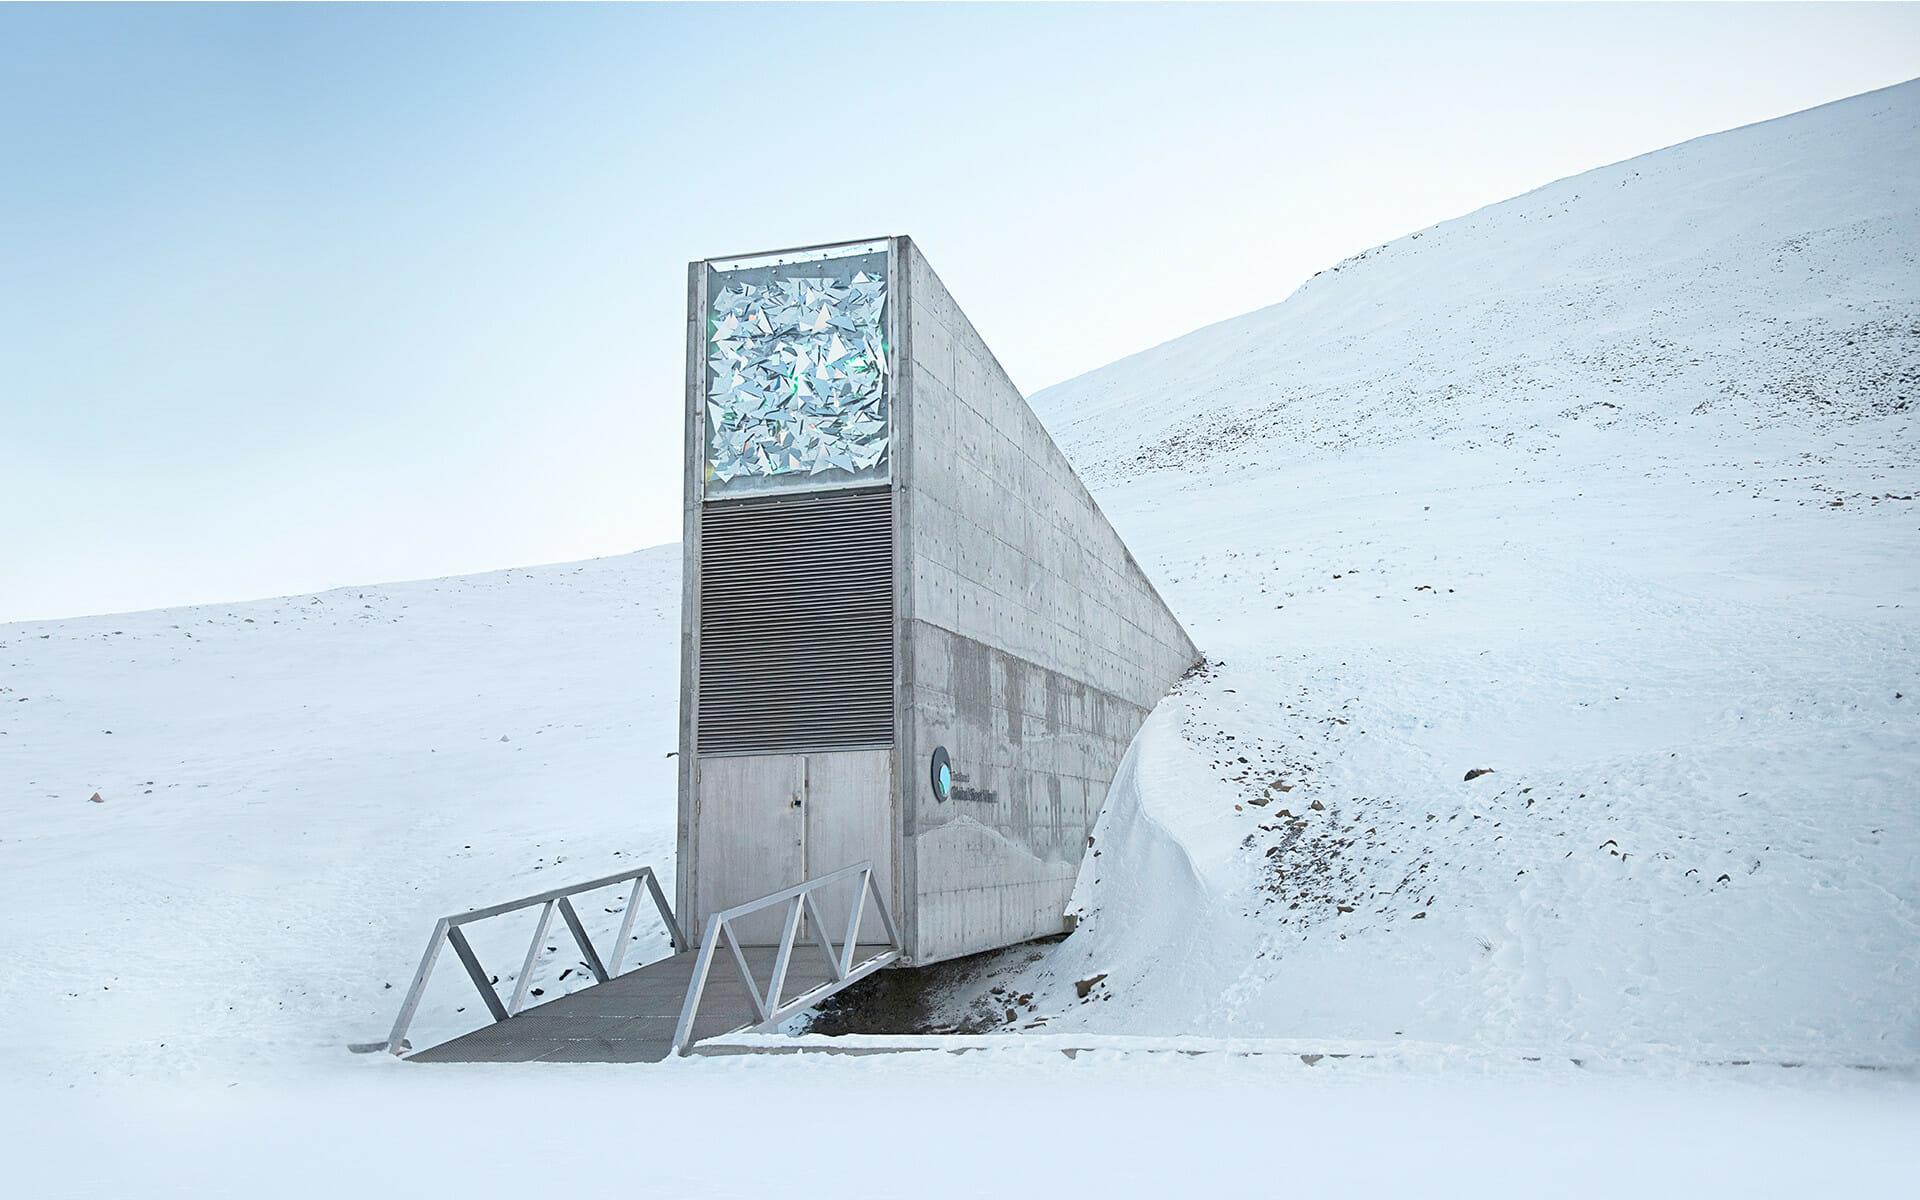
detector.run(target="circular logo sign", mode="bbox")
[930,746,952,803]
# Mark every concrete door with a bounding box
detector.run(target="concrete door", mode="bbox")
[802,749,894,946]
[694,753,804,944]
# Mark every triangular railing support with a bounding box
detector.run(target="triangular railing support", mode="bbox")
[670,861,902,1055]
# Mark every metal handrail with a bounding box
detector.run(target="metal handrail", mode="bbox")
[384,864,682,1055]
[670,860,902,1056]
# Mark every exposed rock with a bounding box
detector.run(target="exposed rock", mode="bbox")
[1075,972,1109,999]
[1463,767,1495,781]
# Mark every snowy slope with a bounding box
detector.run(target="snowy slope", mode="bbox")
[2,80,1918,1197]
[0,551,684,1077]
[899,80,1920,1064]
[1045,80,1917,476]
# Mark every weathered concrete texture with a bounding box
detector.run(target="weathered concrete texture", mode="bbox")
[898,239,1200,964]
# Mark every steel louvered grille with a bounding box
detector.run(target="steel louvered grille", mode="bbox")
[696,486,895,755]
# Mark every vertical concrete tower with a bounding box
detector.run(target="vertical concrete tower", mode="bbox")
[679,236,1198,965]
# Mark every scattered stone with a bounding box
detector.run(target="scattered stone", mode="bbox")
[88,792,104,804]
[1411,911,1427,920]
[1247,795,1270,807]
[1074,973,1109,1000]
[1309,799,1326,811]
[1464,768,1495,781]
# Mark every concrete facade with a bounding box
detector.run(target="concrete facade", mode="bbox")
[678,236,1198,966]
[892,239,1199,962]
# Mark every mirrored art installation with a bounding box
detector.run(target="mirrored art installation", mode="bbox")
[704,246,890,494]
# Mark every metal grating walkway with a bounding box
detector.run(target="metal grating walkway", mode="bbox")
[408,945,893,1063]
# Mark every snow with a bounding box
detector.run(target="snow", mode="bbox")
[910,79,1920,1067]
[4,81,1918,1193]
[16,1055,1920,1198]
[0,551,683,1078]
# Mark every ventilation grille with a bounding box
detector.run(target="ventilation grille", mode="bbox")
[696,486,895,755]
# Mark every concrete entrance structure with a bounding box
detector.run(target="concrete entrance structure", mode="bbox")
[679,236,1198,966]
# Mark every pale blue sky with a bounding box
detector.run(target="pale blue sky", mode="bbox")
[4,3,1917,621]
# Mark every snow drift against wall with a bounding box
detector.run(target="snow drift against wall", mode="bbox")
[905,80,1920,1063]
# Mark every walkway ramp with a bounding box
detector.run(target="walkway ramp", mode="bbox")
[408,943,891,1063]
[386,862,899,1063]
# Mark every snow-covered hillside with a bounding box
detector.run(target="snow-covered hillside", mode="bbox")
[888,80,1920,1064]
[0,551,684,1076]
[2,79,1917,1197]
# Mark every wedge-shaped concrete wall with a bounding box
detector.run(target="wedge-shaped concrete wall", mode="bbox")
[678,236,1197,967]
[895,239,1199,963]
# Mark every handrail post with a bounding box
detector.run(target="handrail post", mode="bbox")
[508,900,557,1016]
[557,896,610,984]
[838,867,870,977]
[869,867,902,951]
[643,868,685,949]
[802,890,845,981]
[385,917,451,1054]
[719,920,768,1021]
[447,924,509,1022]
[764,896,804,1015]
[608,879,645,976]
[671,914,724,1055]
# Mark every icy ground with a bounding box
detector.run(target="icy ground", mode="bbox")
[4,82,1919,1195]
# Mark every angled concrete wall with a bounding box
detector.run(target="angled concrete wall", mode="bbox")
[896,238,1199,964]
